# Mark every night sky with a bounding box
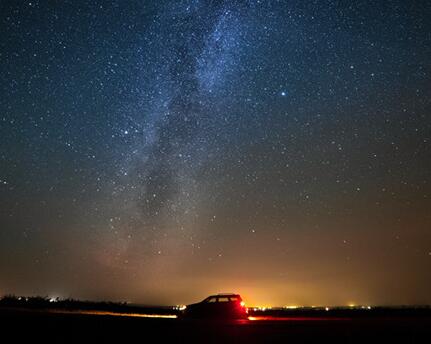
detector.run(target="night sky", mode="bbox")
[1,0,430,307]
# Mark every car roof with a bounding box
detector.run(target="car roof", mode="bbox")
[208,293,241,297]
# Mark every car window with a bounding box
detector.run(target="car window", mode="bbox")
[229,297,239,302]
[207,297,217,303]
[218,297,230,302]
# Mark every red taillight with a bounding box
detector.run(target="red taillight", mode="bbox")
[239,301,248,313]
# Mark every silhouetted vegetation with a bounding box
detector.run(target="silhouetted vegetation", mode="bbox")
[248,305,431,318]
[0,295,177,315]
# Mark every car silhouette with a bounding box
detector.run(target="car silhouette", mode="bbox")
[181,293,248,319]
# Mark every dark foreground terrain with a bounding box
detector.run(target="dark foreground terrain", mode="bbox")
[1,307,430,343]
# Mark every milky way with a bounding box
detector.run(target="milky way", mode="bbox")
[1,1,430,306]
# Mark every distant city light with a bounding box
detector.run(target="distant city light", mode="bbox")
[253,306,271,311]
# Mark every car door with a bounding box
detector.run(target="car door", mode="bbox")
[205,296,218,316]
[217,296,231,316]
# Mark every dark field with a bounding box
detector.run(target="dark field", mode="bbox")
[1,307,430,343]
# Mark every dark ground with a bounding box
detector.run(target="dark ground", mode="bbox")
[1,307,430,343]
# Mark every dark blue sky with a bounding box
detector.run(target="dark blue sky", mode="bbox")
[1,0,430,306]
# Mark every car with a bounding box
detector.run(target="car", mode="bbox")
[181,293,248,319]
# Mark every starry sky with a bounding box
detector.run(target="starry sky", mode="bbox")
[1,0,430,306]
